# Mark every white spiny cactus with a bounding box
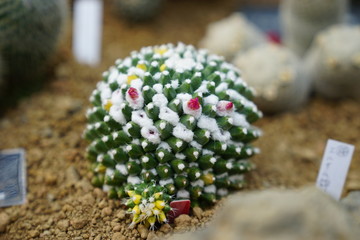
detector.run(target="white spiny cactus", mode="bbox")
[233,43,311,113]
[199,13,266,61]
[304,25,360,100]
[84,43,262,227]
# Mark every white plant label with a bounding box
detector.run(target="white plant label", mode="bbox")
[316,139,355,200]
[73,0,103,66]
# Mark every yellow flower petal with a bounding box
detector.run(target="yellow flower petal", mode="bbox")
[136,63,147,71]
[155,200,165,210]
[127,75,138,84]
[104,100,113,112]
[160,64,166,72]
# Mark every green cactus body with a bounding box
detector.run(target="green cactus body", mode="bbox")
[304,25,360,100]
[114,0,164,21]
[85,43,262,226]
[280,0,348,56]
[0,0,67,79]
[232,43,312,113]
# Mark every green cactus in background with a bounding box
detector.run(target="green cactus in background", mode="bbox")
[0,0,67,80]
[114,0,164,22]
[85,43,262,227]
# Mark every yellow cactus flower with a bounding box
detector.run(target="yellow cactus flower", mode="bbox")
[132,214,141,224]
[104,100,113,112]
[127,190,135,197]
[132,194,142,204]
[201,173,215,185]
[155,200,165,210]
[95,164,106,173]
[136,63,147,71]
[154,192,163,199]
[160,64,166,72]
[159,211,167,223]
[147,216,156,230]
[155,48,167,55]
[152,207,160,216]
[132,205,140,215]
[127,75,138,84]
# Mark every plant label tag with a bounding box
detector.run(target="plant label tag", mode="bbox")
[73,0,103,66]
[0,149,27,207]
[316,139,355,200]
[168,200,191,223]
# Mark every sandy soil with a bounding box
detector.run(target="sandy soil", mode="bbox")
[0,0,359,239]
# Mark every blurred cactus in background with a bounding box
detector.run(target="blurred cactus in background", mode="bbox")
[304,25,360,100]
[85,43,262,228]
[233,43,311,113]
[199,13,266,61]
[114,0,164,22]
[280,0,348,57]
[0,0,67,82]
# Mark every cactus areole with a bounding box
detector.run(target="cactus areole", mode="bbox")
[85,43,262,227]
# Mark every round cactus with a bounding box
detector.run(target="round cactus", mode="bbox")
[232,43,311,113]
[85,43,262,226]
[199,13,266,61]
[0,0,67,80]
[304,25,360,100]
[280,0,348,57]
[114,0,164,21]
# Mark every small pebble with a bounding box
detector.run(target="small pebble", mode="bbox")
[71,218,88,230]
[174,214,192,227]
[159,223,172,234]
[112,232,126,240]
[0,213,10,233]
[57,219,70,231]
[192,207,203,219]
[102,207,113,217]
[137,224,149,239]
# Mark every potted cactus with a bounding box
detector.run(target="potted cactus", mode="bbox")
[84,43,262,228]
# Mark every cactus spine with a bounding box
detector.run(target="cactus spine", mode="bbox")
[0,0,67,80]
[85,43,262,227]
[280,0,348,57]
[199,13,266,61]
[232,43,311,113]
[304,25,360,100]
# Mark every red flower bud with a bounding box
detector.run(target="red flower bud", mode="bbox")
[187,98,200,110]
[127,87,139,100]
[225,102,234,110]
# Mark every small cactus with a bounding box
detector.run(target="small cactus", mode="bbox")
[114,0,164,21]
[232,43,311,113]
[199,13,266,61]
[0,0,67,80]
[280,0,348,56]
[304,25,360,100]
[85,43,262,228]
[125,181,171,229]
